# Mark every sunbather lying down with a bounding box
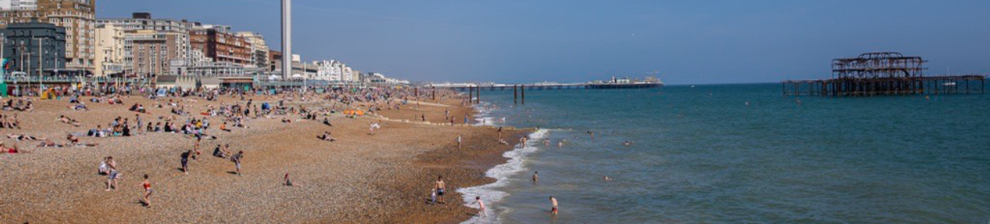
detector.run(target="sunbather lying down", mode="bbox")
[7,134,46,141]
[317,132,336,142]
[37,140,98,148]
[0,143,29,153]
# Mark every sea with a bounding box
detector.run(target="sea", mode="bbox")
[457,83,990,224]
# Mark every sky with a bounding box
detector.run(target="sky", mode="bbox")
[98,0,990,85]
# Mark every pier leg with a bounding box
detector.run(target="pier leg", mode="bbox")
[514,85,518,104]
[432,87,436,100]
[521,85,525,105]
[469,86,473,104]
[476,86,480,104]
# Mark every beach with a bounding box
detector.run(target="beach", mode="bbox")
[0,92,526,223]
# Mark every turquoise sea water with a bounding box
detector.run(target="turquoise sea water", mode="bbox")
[460,83,990,223]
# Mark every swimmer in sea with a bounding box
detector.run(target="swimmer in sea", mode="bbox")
[604,176,612,181]
[623,141,633,146]
[533,171,539,183]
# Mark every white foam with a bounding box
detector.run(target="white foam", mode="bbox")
[458,129,550,224]
[472,102,496,126]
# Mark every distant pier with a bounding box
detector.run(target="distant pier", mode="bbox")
[429,83,662,92]
[425,81,662,105]
[782,52,985,97]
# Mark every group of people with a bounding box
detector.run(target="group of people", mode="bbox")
[98,156,154,207]
[2,99,34,112]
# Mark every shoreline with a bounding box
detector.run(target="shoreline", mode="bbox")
[0,93,529,223]
[374,98,532,223]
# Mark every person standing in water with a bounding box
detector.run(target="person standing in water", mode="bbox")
[533,171,539,183]
[550,196,558,214]
[435,176,446,204]
[475,196,487,217]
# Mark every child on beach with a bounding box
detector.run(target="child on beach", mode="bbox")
[430,188,437,204]
[138,174,153,207]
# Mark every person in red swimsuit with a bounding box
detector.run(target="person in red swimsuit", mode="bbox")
[138,174,153,207]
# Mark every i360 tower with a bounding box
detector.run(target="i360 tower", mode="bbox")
[281,0,292,79]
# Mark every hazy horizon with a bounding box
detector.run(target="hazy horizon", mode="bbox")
[99,0,990,85]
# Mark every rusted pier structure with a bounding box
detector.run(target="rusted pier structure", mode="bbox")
[783,52,985,97]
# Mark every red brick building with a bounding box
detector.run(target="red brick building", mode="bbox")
[189,25,252,66]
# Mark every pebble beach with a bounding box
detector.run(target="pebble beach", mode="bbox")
[0,92,526,223]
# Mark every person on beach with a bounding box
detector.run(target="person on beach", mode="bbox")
[180,150,192,174]
[497,127,503,140]
[220,122,231,132]
[192,138,201,161]
[475,196,487,217]
[368,122,376,135]
[231,151,244,176]
[550,196,558,214]
[430,188,437,204]
[456,135,462,149]
[138,174,153,207]
[284,172,293,186]
[435,176,446,204]
[98,157,110,175]
[212,144,226,158]
[105,157,119,191]
[318,131,336,142]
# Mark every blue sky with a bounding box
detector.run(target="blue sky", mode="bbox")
[99,0,990,84]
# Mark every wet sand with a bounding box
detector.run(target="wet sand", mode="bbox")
[0,94,526,223]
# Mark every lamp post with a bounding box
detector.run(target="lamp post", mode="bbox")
[35,37,42,96]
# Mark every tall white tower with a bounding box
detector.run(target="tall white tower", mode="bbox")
[281,0,292,79]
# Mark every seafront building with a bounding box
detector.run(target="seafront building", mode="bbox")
[0,19,66,76]
[93,23,124,76]
[0,6,408,89]
[190,24,252,66]
[124,29,189,78]
[96,12,191,33]
[0,0,96,73]
[236,31,269,71]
